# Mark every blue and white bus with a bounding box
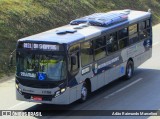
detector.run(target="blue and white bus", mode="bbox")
[15,9,152,104]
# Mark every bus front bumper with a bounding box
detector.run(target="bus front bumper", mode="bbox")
[16,84,70,105]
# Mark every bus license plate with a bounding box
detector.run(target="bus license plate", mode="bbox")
[32,96,42,101]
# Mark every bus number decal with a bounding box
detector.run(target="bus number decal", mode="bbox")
[82,67,90,75]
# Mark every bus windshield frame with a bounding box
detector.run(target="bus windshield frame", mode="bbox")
[16,49,67,82]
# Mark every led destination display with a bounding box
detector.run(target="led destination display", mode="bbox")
[23,43,59,51]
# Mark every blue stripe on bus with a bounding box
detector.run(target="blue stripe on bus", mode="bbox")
[92,52,123,75]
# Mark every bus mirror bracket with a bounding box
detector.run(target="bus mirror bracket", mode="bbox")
[9,49,16,67]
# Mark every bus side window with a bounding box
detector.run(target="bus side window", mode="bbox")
[81,41,93,66]
[129,24,138,44]
[146,19,150,28]
[93,37,106,60]
[118,27,129,49]
[146,19,151,36]
[106,32,118,54]
[139,21,147,39]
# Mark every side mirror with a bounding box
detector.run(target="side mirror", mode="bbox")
[71,56,76,65]
[9,53,13,67]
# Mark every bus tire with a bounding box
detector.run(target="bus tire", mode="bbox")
[79,82,88,103]
[125,60,134,79]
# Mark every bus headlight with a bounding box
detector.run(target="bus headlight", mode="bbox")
[60,88,66,93]
[54,88,66,97]
[16,84,22,94]
[16,84,19,89]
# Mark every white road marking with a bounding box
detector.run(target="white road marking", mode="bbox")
[104,78,143,99]
[8,102,25,110]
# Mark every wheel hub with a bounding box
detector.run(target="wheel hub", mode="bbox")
[81,86,87,100]
[128,65,132,77]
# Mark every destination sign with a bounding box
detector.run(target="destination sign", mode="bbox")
[23,43,59,51]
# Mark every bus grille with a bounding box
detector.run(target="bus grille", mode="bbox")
[22,92,53,101]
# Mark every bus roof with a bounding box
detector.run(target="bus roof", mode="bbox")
[18,10,151,45]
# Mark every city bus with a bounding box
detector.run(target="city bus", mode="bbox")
[15,9,152,104]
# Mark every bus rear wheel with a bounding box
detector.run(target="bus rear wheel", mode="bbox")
[125,60,134,79]
[79,82,88,103]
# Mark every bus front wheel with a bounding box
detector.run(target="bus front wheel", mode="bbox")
[125,60,134,79]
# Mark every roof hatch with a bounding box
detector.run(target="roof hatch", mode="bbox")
[56,29,77,35]
[70,9,131,27]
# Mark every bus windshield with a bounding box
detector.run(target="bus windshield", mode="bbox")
[16,52,67,81]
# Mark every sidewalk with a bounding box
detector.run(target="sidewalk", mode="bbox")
[0,74,15,83]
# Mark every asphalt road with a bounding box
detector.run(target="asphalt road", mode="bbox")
[0,24,160,119]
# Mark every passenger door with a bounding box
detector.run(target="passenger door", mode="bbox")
[68,44,80,103]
